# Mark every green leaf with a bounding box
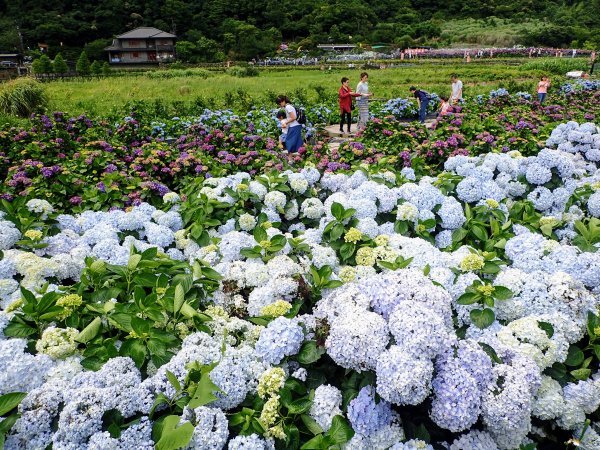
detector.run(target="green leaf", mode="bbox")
[421,218,436,229]
[545,362,568,382]
[287,398,313,415]
[270,235,287,249]
[330,223,345,241]
[470,308,495,329]
[172,273,194,294]
[0,413,19,434]
[342,208,356,220]
[565,345,585,367]
[537,321,554,339]
[285,423,300,449]
[456,292,480,305]
[2,320,36,338]
[120,339,147,367]
[0,392,27,416]
[297,341,325,365]
[339,243,355,261]
[127,253,142,271]
[571,368,592,381]
[253,226,268,243]
[20,287,36,305]
[174,284,185,314]
[326,415,354,444]
[323,280,343,289]
[197,267,221,283]
[166,370,182,392]
[471,224,488,241]
[423,264,431,276]
[478,342,503,364]
[540,224,554,236]
[188,366,222,408]
[301,414,324,435]
[131,317,151,335]
[587,311,600,339]
[147,338,168,357]
[107,313,133,332]
[155,415,194,450]
[75,317,102,343]
[140,246,158,260]
[493,286,513,301]
[482,261,501,274]
[240,247,261,259]
[331,202,344,221]
[301,434,328,450]
[394,220,408,235]
[452,227,469,243]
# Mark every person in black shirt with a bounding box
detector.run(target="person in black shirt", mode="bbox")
[410,86,429,123]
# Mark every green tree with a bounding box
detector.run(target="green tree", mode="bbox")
[31,55,53,74]
[101,62,112,76]
[196,36,224,62]
[175,40,197,62]
[84,39,112,62]
[52,53,69,74]
[76,51,91,75]
[90,60,102,75]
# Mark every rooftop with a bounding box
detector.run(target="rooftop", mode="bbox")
[116,27,176,39]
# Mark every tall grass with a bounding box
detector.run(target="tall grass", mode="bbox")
[0,78,48,117]
[519,59,591,75]
[41,59,559,117]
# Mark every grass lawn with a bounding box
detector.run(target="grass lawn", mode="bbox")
[43,58,585,116]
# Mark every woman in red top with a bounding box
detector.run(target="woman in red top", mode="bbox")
[338,77,362,134]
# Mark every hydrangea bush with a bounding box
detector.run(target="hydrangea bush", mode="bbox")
[1,86,600,448]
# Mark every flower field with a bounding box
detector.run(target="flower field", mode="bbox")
[1,79,600,449]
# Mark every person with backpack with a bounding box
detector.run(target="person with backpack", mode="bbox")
[410,86,430,124]
[338,77,363,134]
[276,95,303,153]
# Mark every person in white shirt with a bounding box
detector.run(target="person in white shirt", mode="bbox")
[355,72,373,131]
[276,95,303,153]
[450,74,463,105]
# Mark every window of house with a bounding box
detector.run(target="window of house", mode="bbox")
[132,52,139,58]
[128,40,140,47]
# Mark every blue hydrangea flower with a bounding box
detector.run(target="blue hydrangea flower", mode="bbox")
[347,386,393,436]
[255,317,304,364]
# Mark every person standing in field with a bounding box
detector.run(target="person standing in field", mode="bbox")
[537,76,551,104]
[450,74,463,105]
[356,72,373,131]
[410,86,429,124]
[276,95,303,153]
[338,77,363,134]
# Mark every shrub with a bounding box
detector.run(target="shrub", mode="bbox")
[0,77,48,117]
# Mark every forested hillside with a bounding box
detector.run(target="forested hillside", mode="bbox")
[0,0,598,62]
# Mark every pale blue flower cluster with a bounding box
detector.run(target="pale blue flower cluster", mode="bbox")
[347,386,393,436]
[255,317,304,364]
